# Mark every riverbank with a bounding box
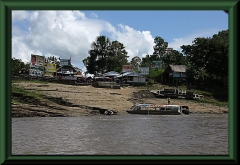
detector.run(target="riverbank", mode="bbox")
[12,81,228,117]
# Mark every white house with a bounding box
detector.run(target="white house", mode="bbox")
[116,72,146,85]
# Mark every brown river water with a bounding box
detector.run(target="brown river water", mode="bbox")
[12,113,228,155]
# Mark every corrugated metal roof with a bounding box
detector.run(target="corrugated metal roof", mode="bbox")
[104,71,120,76]
[117,72,143,77]
[169,65,187,72]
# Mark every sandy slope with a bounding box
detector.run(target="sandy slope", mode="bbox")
[12,82,228,117]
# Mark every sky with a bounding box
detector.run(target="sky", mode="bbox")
[12,10,228,72]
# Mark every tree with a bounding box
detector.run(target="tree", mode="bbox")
[152,36,168,60]
[181,37,211,87]
[181,30,228,88]
[83,36,129,74]
[82,54,98,74]
[83,36,111,74]
[162,49,186,66]
[140,54,154,68]
[207,30,228,86]
[45,56,60,68]
[130,56,141,69]
[94,36,112,74]
[107,40,129,73]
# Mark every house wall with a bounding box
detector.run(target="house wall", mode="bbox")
[163,65,188,85]
[58,75,77,80]
[127,77,146,85]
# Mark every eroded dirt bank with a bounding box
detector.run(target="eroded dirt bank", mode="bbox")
[12,82,228,117]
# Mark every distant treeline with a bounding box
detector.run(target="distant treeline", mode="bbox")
[12,29,228,90]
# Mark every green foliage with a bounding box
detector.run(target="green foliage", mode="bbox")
[12,83,45,100]
[140,54,151,68]
[162,49,186,66]
[130,56,141,68]
[12,58,30,76]
[107,40,129,72]
[12,81,60,105]
[45,56,60,68]
[181,29,228,87]
[152,36,168,60]
[83,36,129,74]
[149,68,164,78]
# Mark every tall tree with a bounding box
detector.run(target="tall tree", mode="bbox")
[162,49,186,66]
[107,40,129,73]
[152,36,168,60]
[140,54,155,68]
[181,29,228,87]
[207,30,228,86]
[181,37,210,86]
[92,36,111,73]
[82,36,110,74]
[83,36,129,74]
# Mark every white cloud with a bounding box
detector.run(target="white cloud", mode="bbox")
[113,24,155,60]
[12,11,109,67]
[12,36,41,63]
[12,10,155,70]
[12,10,30,22]
[12,11,221,70]
[90,12,98,19]
[168,28,221,51]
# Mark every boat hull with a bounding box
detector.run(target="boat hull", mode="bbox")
[126,110,182,115]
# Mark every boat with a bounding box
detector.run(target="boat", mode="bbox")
[151,89,204,100]
[126,104,189,115]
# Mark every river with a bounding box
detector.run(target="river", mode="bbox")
[12,113,228,155]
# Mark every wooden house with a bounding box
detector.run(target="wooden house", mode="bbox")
[56,65,78,81]
[163,65,188,85]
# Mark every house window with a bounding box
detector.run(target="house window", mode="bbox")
[128,77,133,81]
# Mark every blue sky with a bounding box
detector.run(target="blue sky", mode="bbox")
[12,10,228,72]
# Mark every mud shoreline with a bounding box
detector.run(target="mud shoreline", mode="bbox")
[12,82,228,117]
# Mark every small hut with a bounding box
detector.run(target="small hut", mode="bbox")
[163,65,188,85]
[56,65,78,81]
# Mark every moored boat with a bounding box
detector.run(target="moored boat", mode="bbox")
[126,104,189,115]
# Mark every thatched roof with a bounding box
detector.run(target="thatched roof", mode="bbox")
[169,65,187,72]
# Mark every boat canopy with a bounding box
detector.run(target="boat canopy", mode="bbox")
[135,104,181,108]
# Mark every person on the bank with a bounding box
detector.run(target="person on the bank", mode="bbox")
[167,97,170,105]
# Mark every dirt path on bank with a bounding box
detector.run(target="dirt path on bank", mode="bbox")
[12,82,228,117]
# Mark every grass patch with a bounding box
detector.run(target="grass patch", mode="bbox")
[12,83,53,105]
[12,99,22,104]
[12,84,45,99]
[12,79,49,84]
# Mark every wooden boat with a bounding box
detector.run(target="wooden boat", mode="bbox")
[126,104,189,115]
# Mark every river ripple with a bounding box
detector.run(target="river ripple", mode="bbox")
[12,113,228,155]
